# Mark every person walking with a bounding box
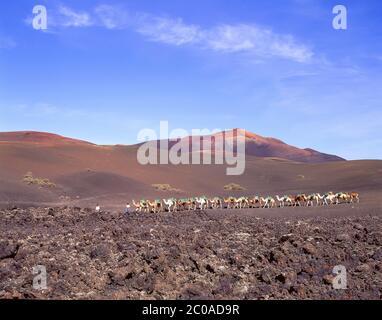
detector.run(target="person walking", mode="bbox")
[124,202,131,216]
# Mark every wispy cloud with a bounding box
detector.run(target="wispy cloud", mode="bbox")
[27,4,313,63]
[205,24,312,62]
[58,5,93,27]
[94,4,131,29]
[137,15,201,46]
[136,17,313,62]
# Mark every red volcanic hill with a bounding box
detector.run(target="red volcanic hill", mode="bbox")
[238,129,345,163]
[0,129,344,162]
[0,131,93,146]
[165,129,345,163]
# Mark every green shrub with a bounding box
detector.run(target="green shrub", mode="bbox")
[22,172,56,188]
[224,183,246,191]
[152,184,182,192]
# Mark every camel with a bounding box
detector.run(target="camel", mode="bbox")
[275,195,285,207]
[185,198,195,211]
[275,195,292,208]
[228,197,243,209]
[323,192,336,206]
[186,198,195,210]
[284,195,294,207]
[293,194,307,207]
[242,197,250,208]
[209,197,223,209]
[206,198,212,209]
[195,196,208,210]
[177,198,193,211]
[223,197,236,209]
[132,200,142,212]
[248,196,263,208]
[139,199,150,213]
[263,196,276,208]
[235,197,249,209]
[306,193,319,207]
[335,192,351,204]
[316,193,325,206]
[188,198,198,211]
[288,195,296,206]
[275,195,293,207]
[163,198,176,212]
[147,199,162,213]
[350,192,360,203]
[248,197,256,208]
[129,190,356,214]
[252,196,266,208]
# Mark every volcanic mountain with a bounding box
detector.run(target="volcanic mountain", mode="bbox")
[0,129,343,162]
[1,130,381,209]
[162,129,344,163]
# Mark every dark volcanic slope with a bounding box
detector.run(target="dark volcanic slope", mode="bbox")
[1,207,381,300]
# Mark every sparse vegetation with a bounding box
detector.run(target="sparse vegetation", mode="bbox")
[224,183,246,191]
[59,195,71,201]
[22,172,56,188]
[152,184,182,193]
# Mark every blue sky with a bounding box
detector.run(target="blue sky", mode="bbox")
[0,0,382,159]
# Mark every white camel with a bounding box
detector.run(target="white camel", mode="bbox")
[163,198,177,212]
[252,196,266,208]
[284,195,294,207]
[263,196,276,208]
[195,197,208,210]
[323,192,336,206]
[306,193,319,207]
[316,193,325,206]
[275,195,286,208]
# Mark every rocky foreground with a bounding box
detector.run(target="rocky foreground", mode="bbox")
[0,207,381,300]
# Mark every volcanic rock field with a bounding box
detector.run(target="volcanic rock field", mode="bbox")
[1,206,381,300]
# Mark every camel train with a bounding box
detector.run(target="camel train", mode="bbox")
[129,192,360,213]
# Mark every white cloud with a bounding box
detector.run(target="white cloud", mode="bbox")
[41,6,94,28]
[203,24,313,62]
[29,4,313,63]
[137,15,201,46]
[58,6,93,27]
[204,25,259,52]
[94,5,130,29]
[136,16,313,62]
